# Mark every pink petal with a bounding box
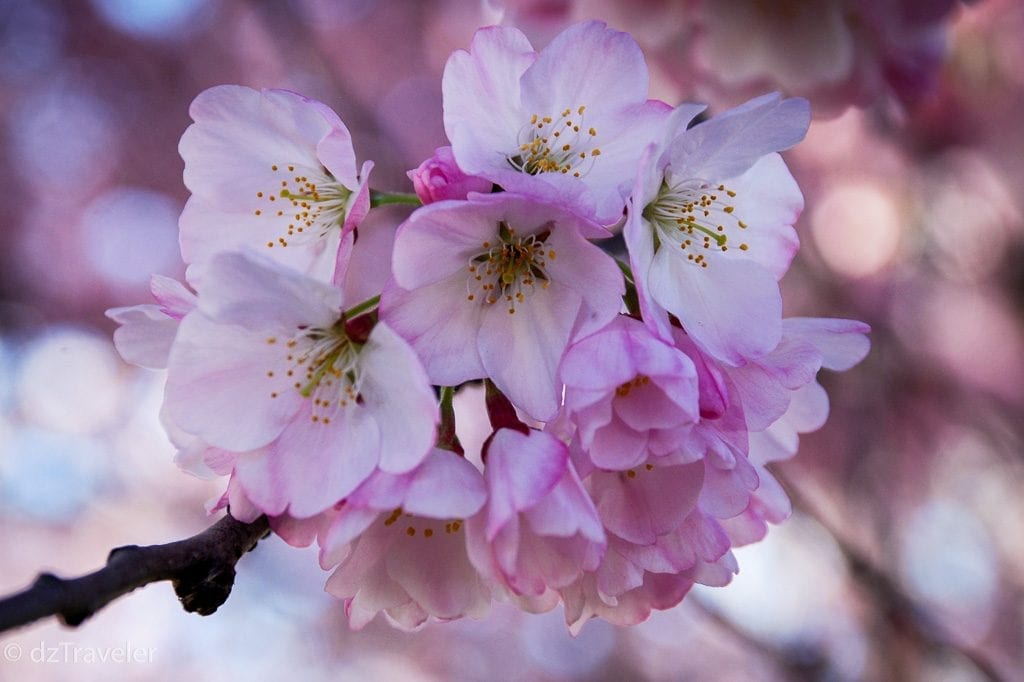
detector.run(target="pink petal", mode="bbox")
[359,323,438,474]
[402,449,488,519]
[479,280,580,421]
[648,251,782,365]
[149,275,196,319]
[485,429,568,539]
[783,317,871,370]
[593,462,705,545]
[443,25,537,175]
[670,93,811,181]
[544,223,623,339]
[188,251,342,330]
[720,153,803,279]
[106,304,179,370]
[178,196,342,283]
[379,276,486,386]
[165,314,302,451]
[236,403,381,518]
[520,21,648,131]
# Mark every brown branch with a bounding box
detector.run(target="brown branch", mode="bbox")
[0,513,270,635]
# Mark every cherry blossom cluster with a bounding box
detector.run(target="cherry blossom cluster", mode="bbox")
[108,21,869,632]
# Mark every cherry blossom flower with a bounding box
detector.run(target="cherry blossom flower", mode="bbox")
[443,20,670,224]
[163,251,438,518]
[560,315,700,470]
[467,428,605,597]
[318,448,492,629]
[380,192,622,421]
[179,85,373,283]
[407,146,492,204]
[625,92,810,363]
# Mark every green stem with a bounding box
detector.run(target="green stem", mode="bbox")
[369,189,422,208]
[437,386,463,454]
[615,258,635,283]
[344,295,380,319]
[616,259,641,317]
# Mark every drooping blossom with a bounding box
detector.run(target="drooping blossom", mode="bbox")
[467,427,605,598]
[407,146,493,204]
[163,250,438,518]
[443,20,670,224]
[721,317,871,544]
[560,314,700,470]
[380,192,622,421]
[179,85,373,283]
[557,460,737,632]
[315,448,491,629]
[625,92,810,363]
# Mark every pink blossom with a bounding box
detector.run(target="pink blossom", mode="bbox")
[380,192,622,421]
[560,315,700,470]
[163,251,438,518]
[179,85,373,283]
[443,20,670,224]
[721,317,870,544]
[467,428,605,597]
[317,448,492,629]
[625,93,810,364]
[693,0,960,114]
[407,146,492,204]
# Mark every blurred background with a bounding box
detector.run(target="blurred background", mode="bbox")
[0,0,1021,679]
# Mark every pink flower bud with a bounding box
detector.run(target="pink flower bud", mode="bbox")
[407,146,492,204]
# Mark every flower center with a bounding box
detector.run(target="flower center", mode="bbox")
[466,221,555,314]
[382,507,464,539]
[624,463,656,480]
[264,321,362,424]
[615,375,650,398]
[506,106,601,178]
[644,179,749,269]
[254,163,352,250]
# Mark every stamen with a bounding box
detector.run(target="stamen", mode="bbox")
[643,180,749,271]
[615,375,650,398]
[506,105,599,177]
[262,320,362,424]
[466,221,554,314]
[253,162,353,250]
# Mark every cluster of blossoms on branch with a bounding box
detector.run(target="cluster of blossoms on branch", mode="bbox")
[108,21,869,632]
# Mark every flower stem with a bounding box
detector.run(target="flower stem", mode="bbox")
[344,295,380,319]
[616,259,641,317]
[437,386,464,455]
[369,190,422,208]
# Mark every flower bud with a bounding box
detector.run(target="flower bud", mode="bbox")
[407,146,492,204]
